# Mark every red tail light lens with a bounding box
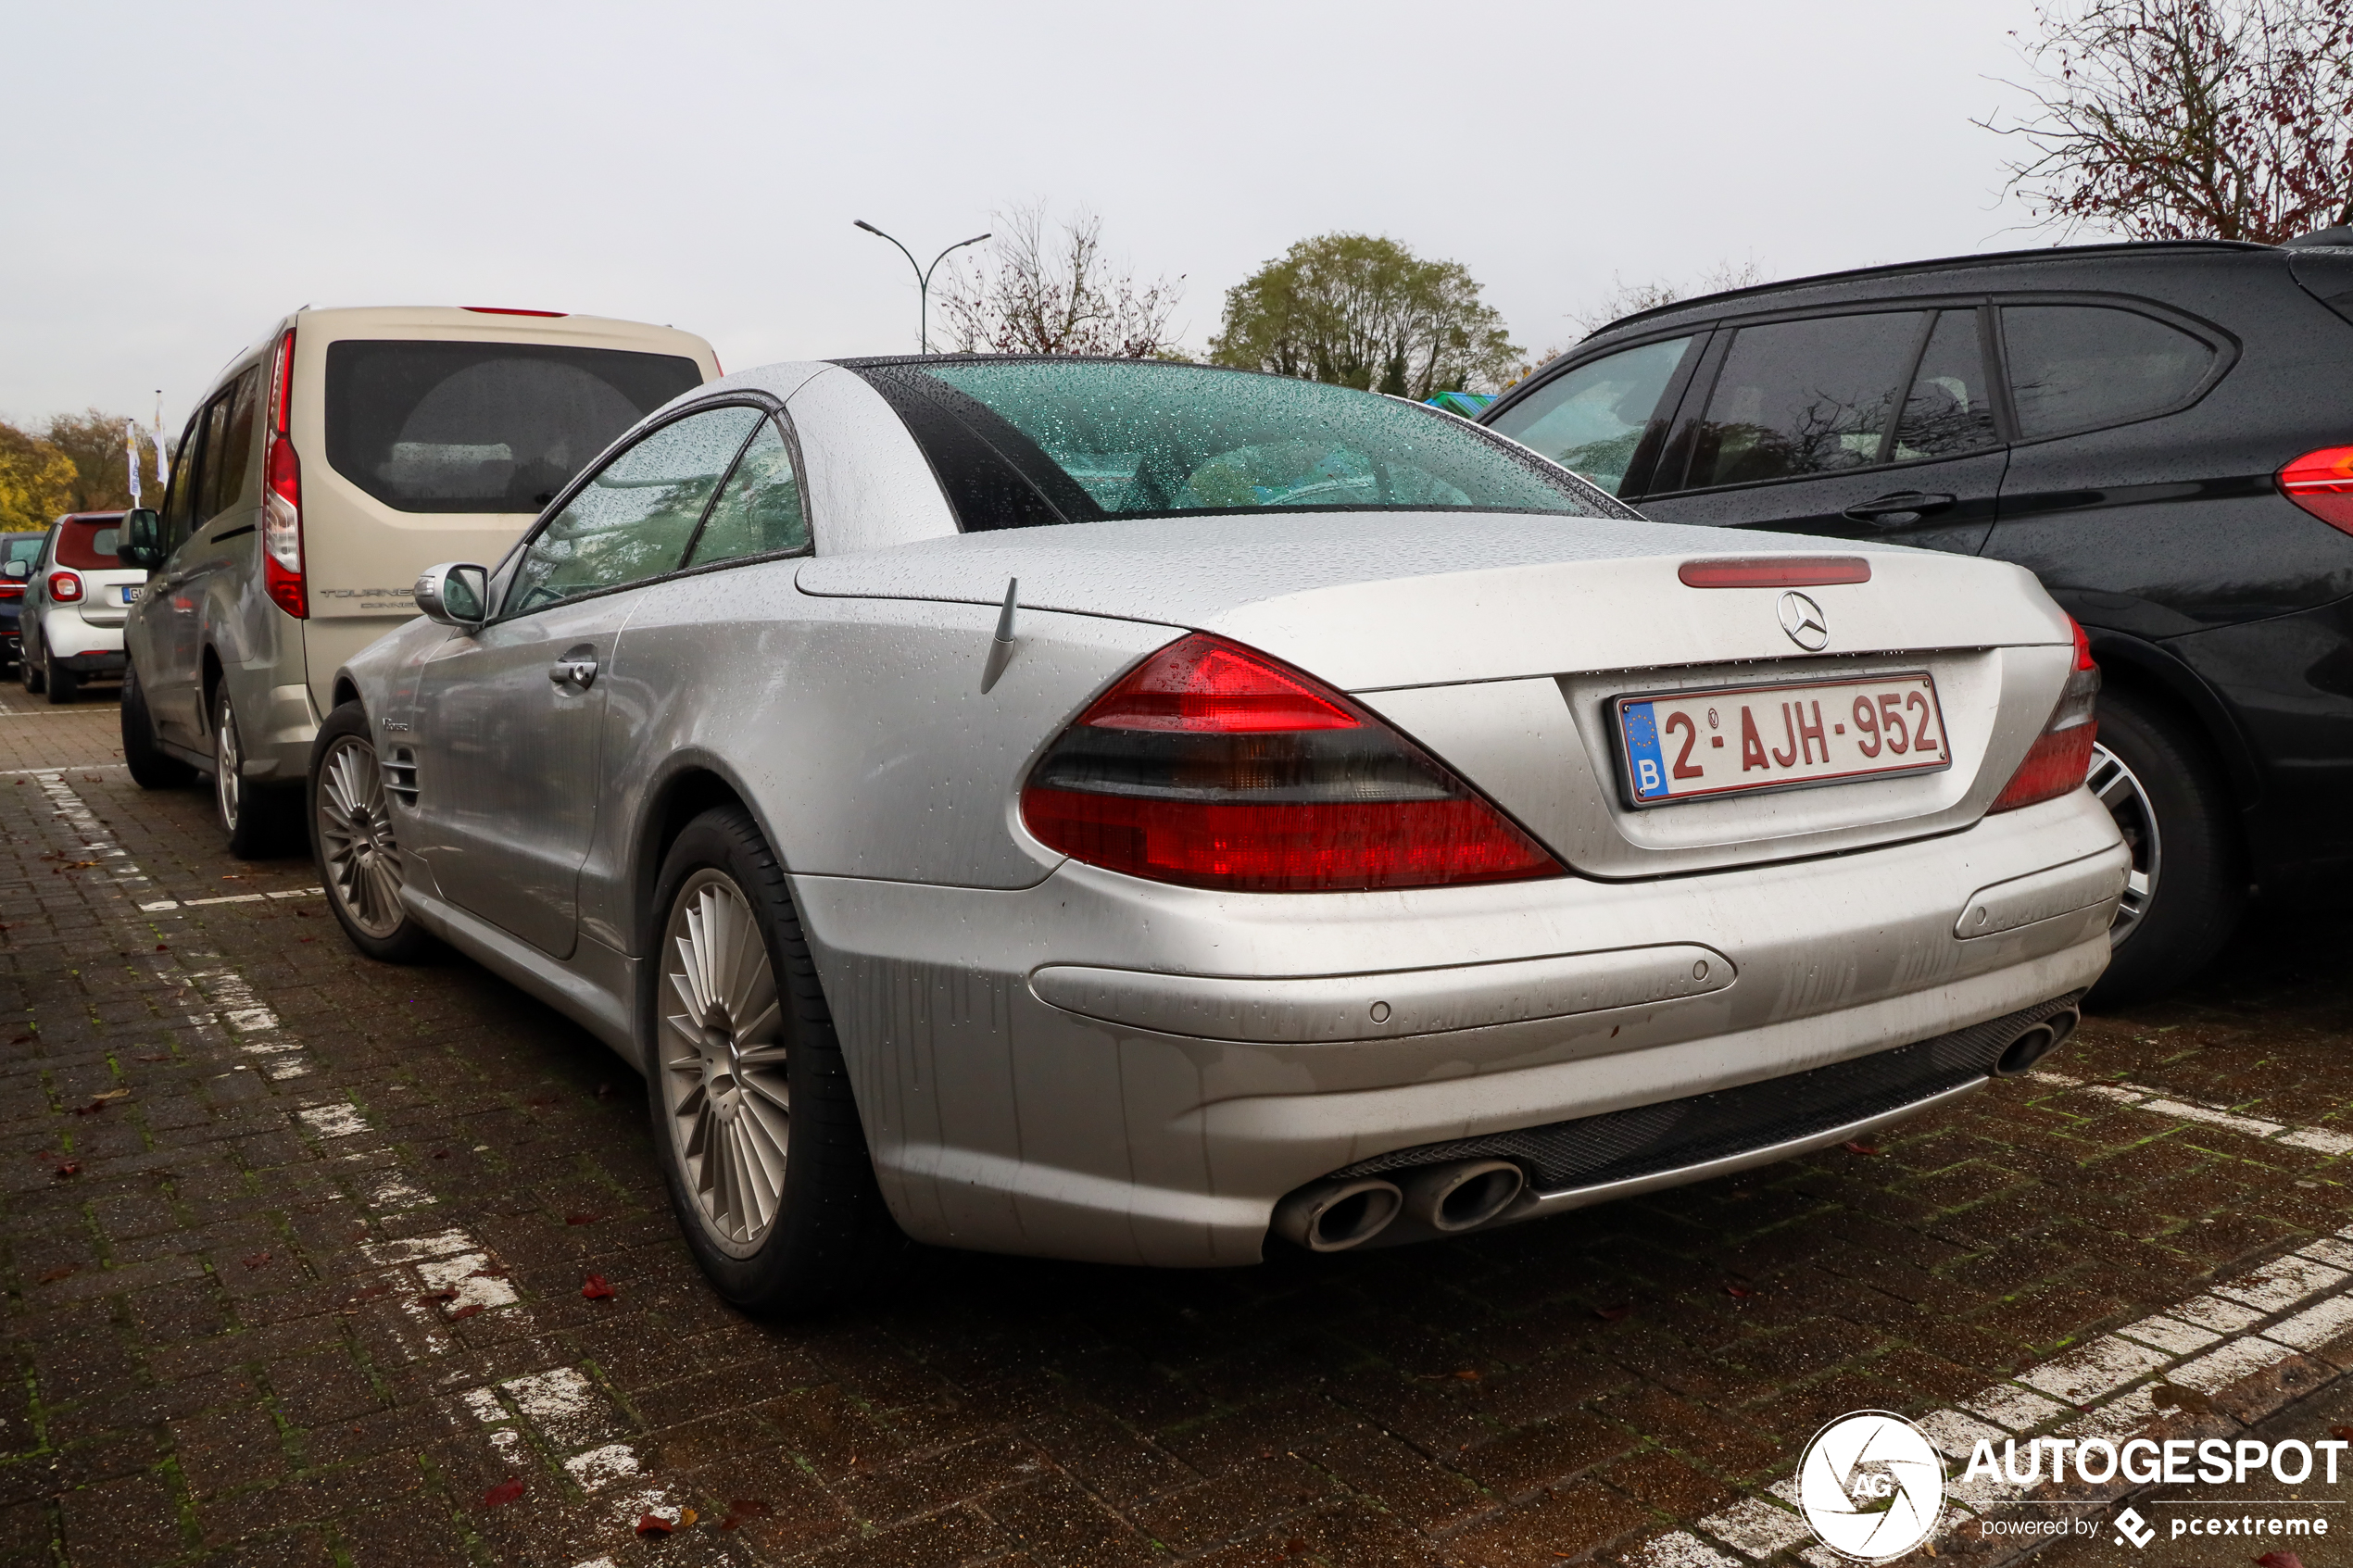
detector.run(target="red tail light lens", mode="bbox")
[47,571,83,603]
[1989,617,2099,813]
[263,328,307,619]
[1022,633,1565,892]
[2281,445,2353,535]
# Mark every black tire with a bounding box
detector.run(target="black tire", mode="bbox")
[19,647,42,694]
[2083,685,2246,1009]
[121,662,195,788]
[211,684,294,858]
[308,702,437,963]
[44,652,75,704]
[644,806,908,1315]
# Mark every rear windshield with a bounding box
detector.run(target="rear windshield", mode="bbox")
[850,358,1626,530]
[54,520,123,570]
[324,341,703,514]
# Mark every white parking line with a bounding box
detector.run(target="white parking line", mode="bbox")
[25,768,682,1524]
[2031,1069,2353,1155]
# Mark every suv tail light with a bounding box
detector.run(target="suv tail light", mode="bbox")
[263,328,307,618]
[2280,445,2353,536]
[1989,617,2099,814]
[0,580,22,602]
[1021,633,1565,892]
[47,570,83,603]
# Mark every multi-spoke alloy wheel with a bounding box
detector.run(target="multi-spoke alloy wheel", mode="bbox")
[317,735,406,939]
[2086,740,2159,948]
[659,871,791,1256]
[214,698,244,831]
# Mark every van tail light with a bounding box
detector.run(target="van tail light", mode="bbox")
[47,571,84,603]
[1020,633,1565,892]
[1989,617,2099,814]
[2280,445,2353,535]
[263,327,307,619]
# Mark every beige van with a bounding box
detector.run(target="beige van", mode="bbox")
[119,306,718,852]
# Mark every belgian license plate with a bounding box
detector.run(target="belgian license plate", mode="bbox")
[119,585,137,604]
[1614,672,1951,808]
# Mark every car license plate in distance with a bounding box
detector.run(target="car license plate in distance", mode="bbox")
[119,586,136,604]
[1615,672,1950,808]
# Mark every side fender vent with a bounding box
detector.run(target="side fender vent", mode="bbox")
[385,747,419,807]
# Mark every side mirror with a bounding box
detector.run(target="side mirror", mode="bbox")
[414,561,490,629]
[1,560,26,582]
[118,508,163,571]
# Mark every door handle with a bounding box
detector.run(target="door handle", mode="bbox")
[549,657,598,690]
[1842,491,1957,525]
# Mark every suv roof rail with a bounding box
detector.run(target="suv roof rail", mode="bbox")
[1590,238,2279,341]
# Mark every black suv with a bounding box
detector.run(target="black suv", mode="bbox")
[1481,238,2353,1004]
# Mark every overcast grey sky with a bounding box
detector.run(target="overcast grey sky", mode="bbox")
[0,0,2057,430]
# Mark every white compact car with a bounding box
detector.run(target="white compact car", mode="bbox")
[317,356,2128,1313]
[19,512,144,702]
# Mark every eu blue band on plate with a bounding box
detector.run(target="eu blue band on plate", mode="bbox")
[1622,700,1669,798]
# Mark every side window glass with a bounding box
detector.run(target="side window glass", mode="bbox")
[202,368,262,521]
[1485,336,1693,495]
[2003,306,2215,439]
[687,419,807,567]
[1892,310,1999,461]
[1684,312,1924,489]
[194,396,234,524]
[505,405,763,614]
[159,410,208,553]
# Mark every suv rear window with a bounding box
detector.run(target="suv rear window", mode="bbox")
[323,341,703,514]
[853,358,1624,529]
[53,520,122,570]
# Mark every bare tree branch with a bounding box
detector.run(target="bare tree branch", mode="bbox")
[936,203,1187,358]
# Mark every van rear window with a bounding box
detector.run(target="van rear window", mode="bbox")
[54,520,123,570]
[323,342,703,514]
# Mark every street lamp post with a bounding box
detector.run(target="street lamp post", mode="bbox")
[854,220,991,354]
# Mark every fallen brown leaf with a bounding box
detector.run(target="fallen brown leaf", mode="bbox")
[635,1513,673,1537]
[2255,1552,2304,1568]
[36,1266,74,1284]
[483,1477,524,1507]
[1841,1140,1883,1156]
[52,1162,78,1178]
[1594,1303,1632,1323]
[582,1273,616,1300]
[1724,1282,1755,1299]
[2331,1424,2353,1441]
[155,943,169,951]
[1451,1369,1480,1382]
[418,1286,459,1304]
[242,1252,271,1269]
[447,1302,484,1322]
[565,1212,600,1225]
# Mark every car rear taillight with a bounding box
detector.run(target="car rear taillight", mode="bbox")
[2280,445,2353,536]
[0,582,21,602]
[1989,617,2099,814]
[1021,633,1565,892]
[263,327,306,618]
[47,570,83,603]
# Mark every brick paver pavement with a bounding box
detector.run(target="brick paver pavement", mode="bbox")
[2,677,2348,1568]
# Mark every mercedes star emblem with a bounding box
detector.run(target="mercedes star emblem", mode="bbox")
[1779,590,1831,651]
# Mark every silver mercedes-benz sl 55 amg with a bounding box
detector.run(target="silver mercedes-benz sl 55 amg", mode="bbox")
[311,356,2127,1312]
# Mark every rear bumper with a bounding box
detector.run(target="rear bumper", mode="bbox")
[37,609,124,662]
[791,789,2127,1268]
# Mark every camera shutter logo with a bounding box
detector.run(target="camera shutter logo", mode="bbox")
[1795,1411,1946,1562]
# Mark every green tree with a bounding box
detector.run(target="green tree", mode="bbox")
[44,409,165,512]
[0,422,78,533]
[1210,234,1520,398]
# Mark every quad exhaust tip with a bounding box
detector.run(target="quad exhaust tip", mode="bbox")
[1403,1158,1527,1233]
[1272,1177,1403,1252]
[1274,1157,1529,1252]
[1994,1006,2081,1076]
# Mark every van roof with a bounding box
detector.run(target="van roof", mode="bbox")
[206,307,718,397]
